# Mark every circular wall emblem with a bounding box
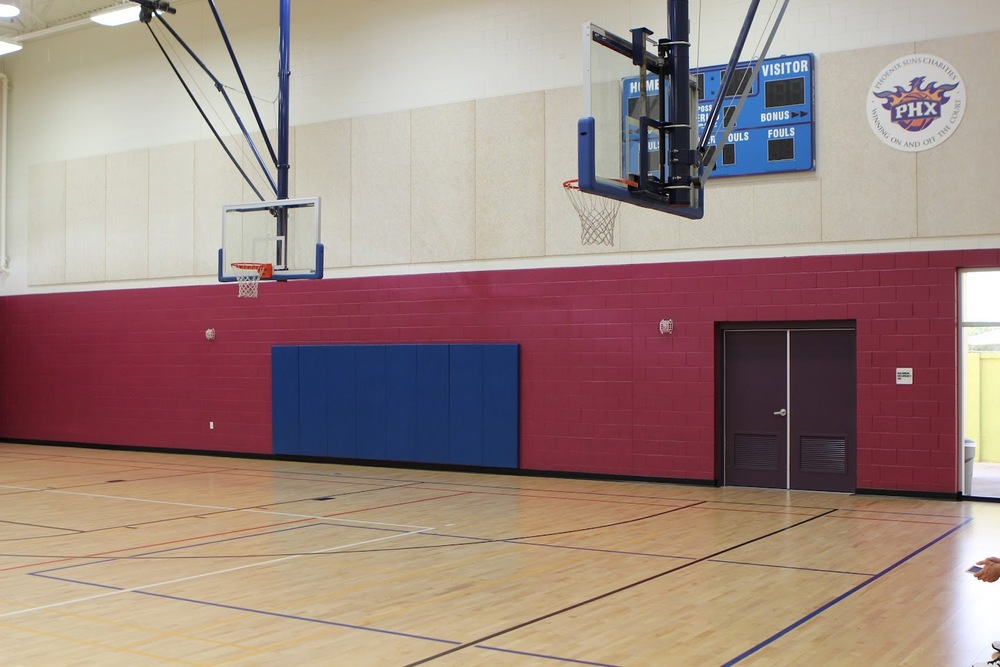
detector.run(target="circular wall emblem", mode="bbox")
[867,54,965,152]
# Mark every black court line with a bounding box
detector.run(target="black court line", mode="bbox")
[0,446,973,522]
[719,517,973,665]
[0,481,425,545]
[402,508,839,666]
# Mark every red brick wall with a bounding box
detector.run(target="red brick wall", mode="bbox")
[2,247,996,493]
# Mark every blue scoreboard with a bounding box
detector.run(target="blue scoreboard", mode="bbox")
[623,53,815,179]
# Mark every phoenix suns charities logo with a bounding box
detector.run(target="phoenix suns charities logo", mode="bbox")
[867,54,965,152]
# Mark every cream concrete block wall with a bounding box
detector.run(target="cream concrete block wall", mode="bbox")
[476,92,545,260]
[148,144,194,279]
[751,176,822,246]
[27,162,66,286]
[411,102,476,264]
[195,139,244,277]
[106,150,149,281]
[916,32,1000,237]
[352,111,411,266]
[623,180,756,252]
[10,1,1000,294]
[818,45,917,243]
[65,156,106,284]
[294,120,352,269]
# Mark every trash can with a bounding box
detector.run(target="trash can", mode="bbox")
[965,438,977,493]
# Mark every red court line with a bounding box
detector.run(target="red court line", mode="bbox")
[0,517,315,573]
[318,491,473,518]
[0,490,468,573]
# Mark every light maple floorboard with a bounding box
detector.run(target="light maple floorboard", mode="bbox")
[1,442,998,666]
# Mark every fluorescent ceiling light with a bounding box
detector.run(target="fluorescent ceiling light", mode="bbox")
[91,4,142,27]
[0,4,19,19]
[0,40,21,55]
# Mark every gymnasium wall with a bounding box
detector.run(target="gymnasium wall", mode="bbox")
[2,1,1000,496]
[2,246,995,494]
[2,1,1000,294]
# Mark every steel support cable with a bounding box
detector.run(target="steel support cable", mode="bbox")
[149,11,278,198]
[143,20,267,202]
[205,0,278,168]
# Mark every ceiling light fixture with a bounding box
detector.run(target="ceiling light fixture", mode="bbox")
[0,4,19,19]
[0,40,20,55]
[90,4,142,27]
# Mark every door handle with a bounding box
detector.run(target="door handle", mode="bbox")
[774,408,787,417]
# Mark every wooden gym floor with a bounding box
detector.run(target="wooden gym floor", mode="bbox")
[2,442,999,666]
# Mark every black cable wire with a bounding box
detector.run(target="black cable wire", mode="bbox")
[142,21,266,201]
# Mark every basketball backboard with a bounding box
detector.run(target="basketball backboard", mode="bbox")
[578,1,792,220]
[218,196,323,283]
[580,22,702,218]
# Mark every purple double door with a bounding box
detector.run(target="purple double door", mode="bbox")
[722,327,857,492]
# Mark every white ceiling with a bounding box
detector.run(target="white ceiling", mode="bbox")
[0,0,146,40]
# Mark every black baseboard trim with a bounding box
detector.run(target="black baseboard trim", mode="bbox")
[854,487,961,501]
[2,438,719,488]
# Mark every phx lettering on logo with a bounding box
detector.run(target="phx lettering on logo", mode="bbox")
[872,76,959,132]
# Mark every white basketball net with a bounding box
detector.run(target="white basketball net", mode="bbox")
[563,180,624,246]
[231,262,265,298]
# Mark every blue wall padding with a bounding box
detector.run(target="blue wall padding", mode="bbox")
[355,345,387,460]
[297,345,329,457]
[272,346,300,456]
[272,344,518,468]
[416,345,450,464]
[449,345,484,466]
[386,345,418,462]
[328,346,358,458]
[482,345,520,468]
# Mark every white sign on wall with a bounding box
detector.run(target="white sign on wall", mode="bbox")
[896,368,913,385]
[867,54,966,152]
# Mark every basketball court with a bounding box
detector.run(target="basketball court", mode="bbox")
[2,442,999,666]
[3,1,1000,665]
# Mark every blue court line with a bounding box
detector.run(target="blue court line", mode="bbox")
[720,517,973,666]
[476,644,620,666]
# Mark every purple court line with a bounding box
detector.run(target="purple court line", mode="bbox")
[24,527,623,663]
[30,521,414,578]
[134,590,462,645]
[39,578,624,664]
[720,517,973,666]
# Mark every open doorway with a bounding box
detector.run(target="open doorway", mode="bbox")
[961,270,1000,498]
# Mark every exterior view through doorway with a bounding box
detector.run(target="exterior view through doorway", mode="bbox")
[962,270,1000,498]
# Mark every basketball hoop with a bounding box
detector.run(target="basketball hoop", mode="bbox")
[231,262,271,298]
[563,179,634,246]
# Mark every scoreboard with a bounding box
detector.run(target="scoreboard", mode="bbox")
[623,53,815,179]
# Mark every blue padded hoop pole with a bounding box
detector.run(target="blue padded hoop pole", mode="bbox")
[275,0,292,264]
[666,0,692,207]
[277,0,291,202]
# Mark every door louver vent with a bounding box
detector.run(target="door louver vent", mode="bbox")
[734,433,779,471]
[800,436,847,474]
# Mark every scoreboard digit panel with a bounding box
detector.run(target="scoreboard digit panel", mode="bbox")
[696,53,814,178]
[622,53,815,181]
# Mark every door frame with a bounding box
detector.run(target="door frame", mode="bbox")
[715,320,858,487]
